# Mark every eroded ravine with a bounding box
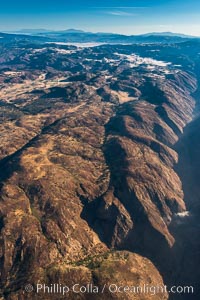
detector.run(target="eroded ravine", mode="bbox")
[1,41,200,299]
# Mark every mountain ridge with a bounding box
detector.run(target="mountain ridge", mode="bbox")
[0,39,200,299]
[3,28,199,38]
[1,30,199,45]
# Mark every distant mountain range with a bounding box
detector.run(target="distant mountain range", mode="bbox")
[140,31,197,38]
[0,29,199,44]
[7,28,87,34]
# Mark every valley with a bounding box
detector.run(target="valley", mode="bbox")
[0,36,200,299]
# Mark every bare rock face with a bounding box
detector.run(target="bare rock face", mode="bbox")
[0,41,200,299]
[83,71,196,259]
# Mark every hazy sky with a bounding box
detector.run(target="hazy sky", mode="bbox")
[0,0,200,36]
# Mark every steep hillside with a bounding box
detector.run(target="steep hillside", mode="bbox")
[0,41,200,299]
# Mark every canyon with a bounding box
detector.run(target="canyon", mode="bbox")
[0,36,200,299]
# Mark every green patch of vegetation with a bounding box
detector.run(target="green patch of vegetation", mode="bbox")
[69,250,130,270]
[70,250,114,269]
[31,206,42,222]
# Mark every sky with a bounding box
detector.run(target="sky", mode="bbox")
[0,0,200,36]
